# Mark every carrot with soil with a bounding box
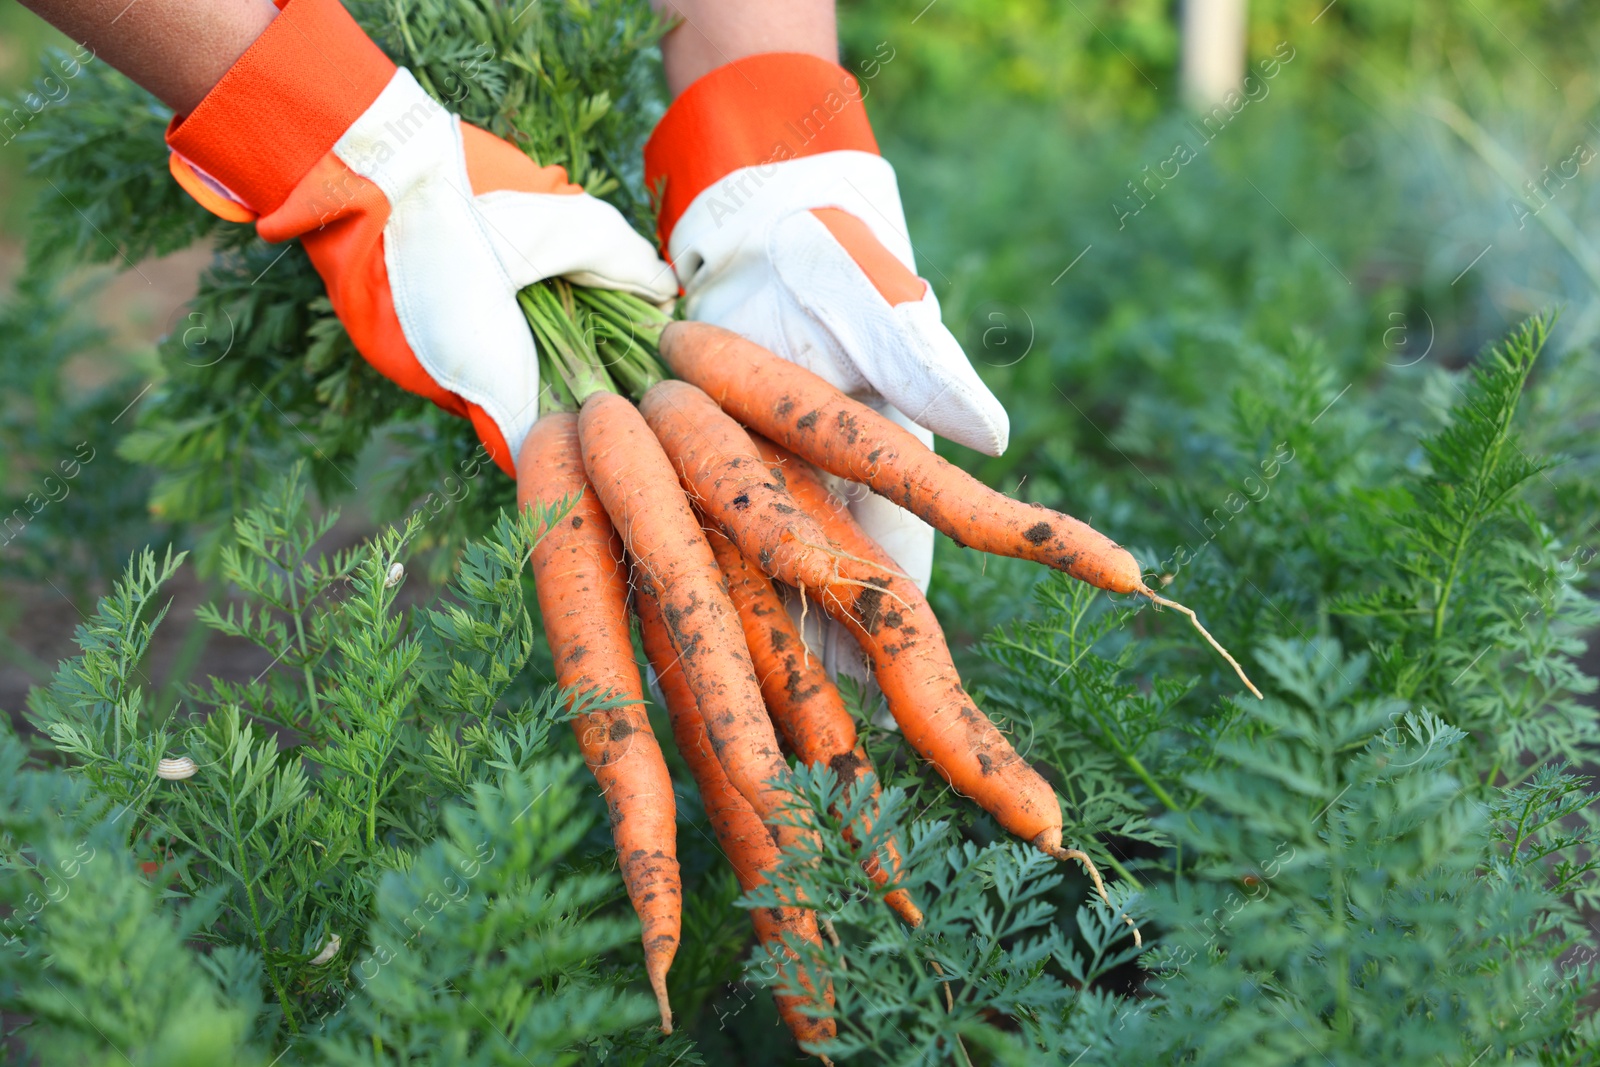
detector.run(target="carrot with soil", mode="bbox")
[516,413,681,1031]
[704,524,922,927]
[637,591,837,1055]
[577,388,814,858]
[640,382,1055,845]
[751,434,1143,942]
[657,320,1260,699]
[639,383,1139,942]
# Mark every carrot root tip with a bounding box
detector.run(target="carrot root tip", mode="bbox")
[1035,833,1144,948]
[886,888,924,927]
[928,956,955,1011]
[797,582,812,664]
[1138,587,1264,700]
[648,964,673,1032]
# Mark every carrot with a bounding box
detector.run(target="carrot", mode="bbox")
[637,590,837,1055]
[658,321,1260,699]
[646,389,1139,942]
[641,387,1051,835]
[755,436,1142,941]
[577,390,813,859]
[637,380,868,597]
[704,524,923,927]
[516,414,681,1031]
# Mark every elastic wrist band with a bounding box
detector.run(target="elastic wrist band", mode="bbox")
[643,52,879,246]
[166,0,395,217]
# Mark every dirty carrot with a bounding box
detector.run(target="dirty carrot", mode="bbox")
[577,390,814,857]
[639,379,874,596]
[637,591,837,1055]
[638,384,1120,911]
[704,524,922,927]
[658,320,1259,699]
[750,434,1142,945]
[517,413,681,1031]
[640,384,1054,852]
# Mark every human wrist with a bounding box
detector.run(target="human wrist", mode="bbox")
[18,0,279,114]
[652,0,836,97]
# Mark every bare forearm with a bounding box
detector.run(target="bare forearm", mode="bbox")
[18,0,278,112]
[651,0,836,97]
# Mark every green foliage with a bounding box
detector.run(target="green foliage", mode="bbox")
[922,309,1599,1064]
[354,0,666,225]
[0,269,158,593]
[1109,641,1600,1066]
[311,757,664,1064]
[0,726,262,1066]
[747,765,1142,1064]
[843,0,1177,124]
[7,43,225,270]
[982,577,1193,847]
[6,464,665,1062]
[0,712,661,1064]
[1331,316,1600,773]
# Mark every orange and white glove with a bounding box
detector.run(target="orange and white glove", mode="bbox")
[644,54,1008,676]
[165,0,676,475]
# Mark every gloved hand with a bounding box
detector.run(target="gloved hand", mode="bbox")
[644,52,1008,679]
[165,0,676,474]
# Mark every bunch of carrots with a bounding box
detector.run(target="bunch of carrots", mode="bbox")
[512,280,1261,1053]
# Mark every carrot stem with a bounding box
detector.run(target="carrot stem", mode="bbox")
[578,285,672,345]
[519,286,616,402]
[590,314,656,394]
[516,281,671,402]
[538,355,577,416]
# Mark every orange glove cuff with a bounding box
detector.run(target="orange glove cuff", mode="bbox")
[165,0,395,218]
[643,52,879,247]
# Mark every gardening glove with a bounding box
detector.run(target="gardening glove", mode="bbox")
[644,52,1008,682]
[163,0,676,476]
